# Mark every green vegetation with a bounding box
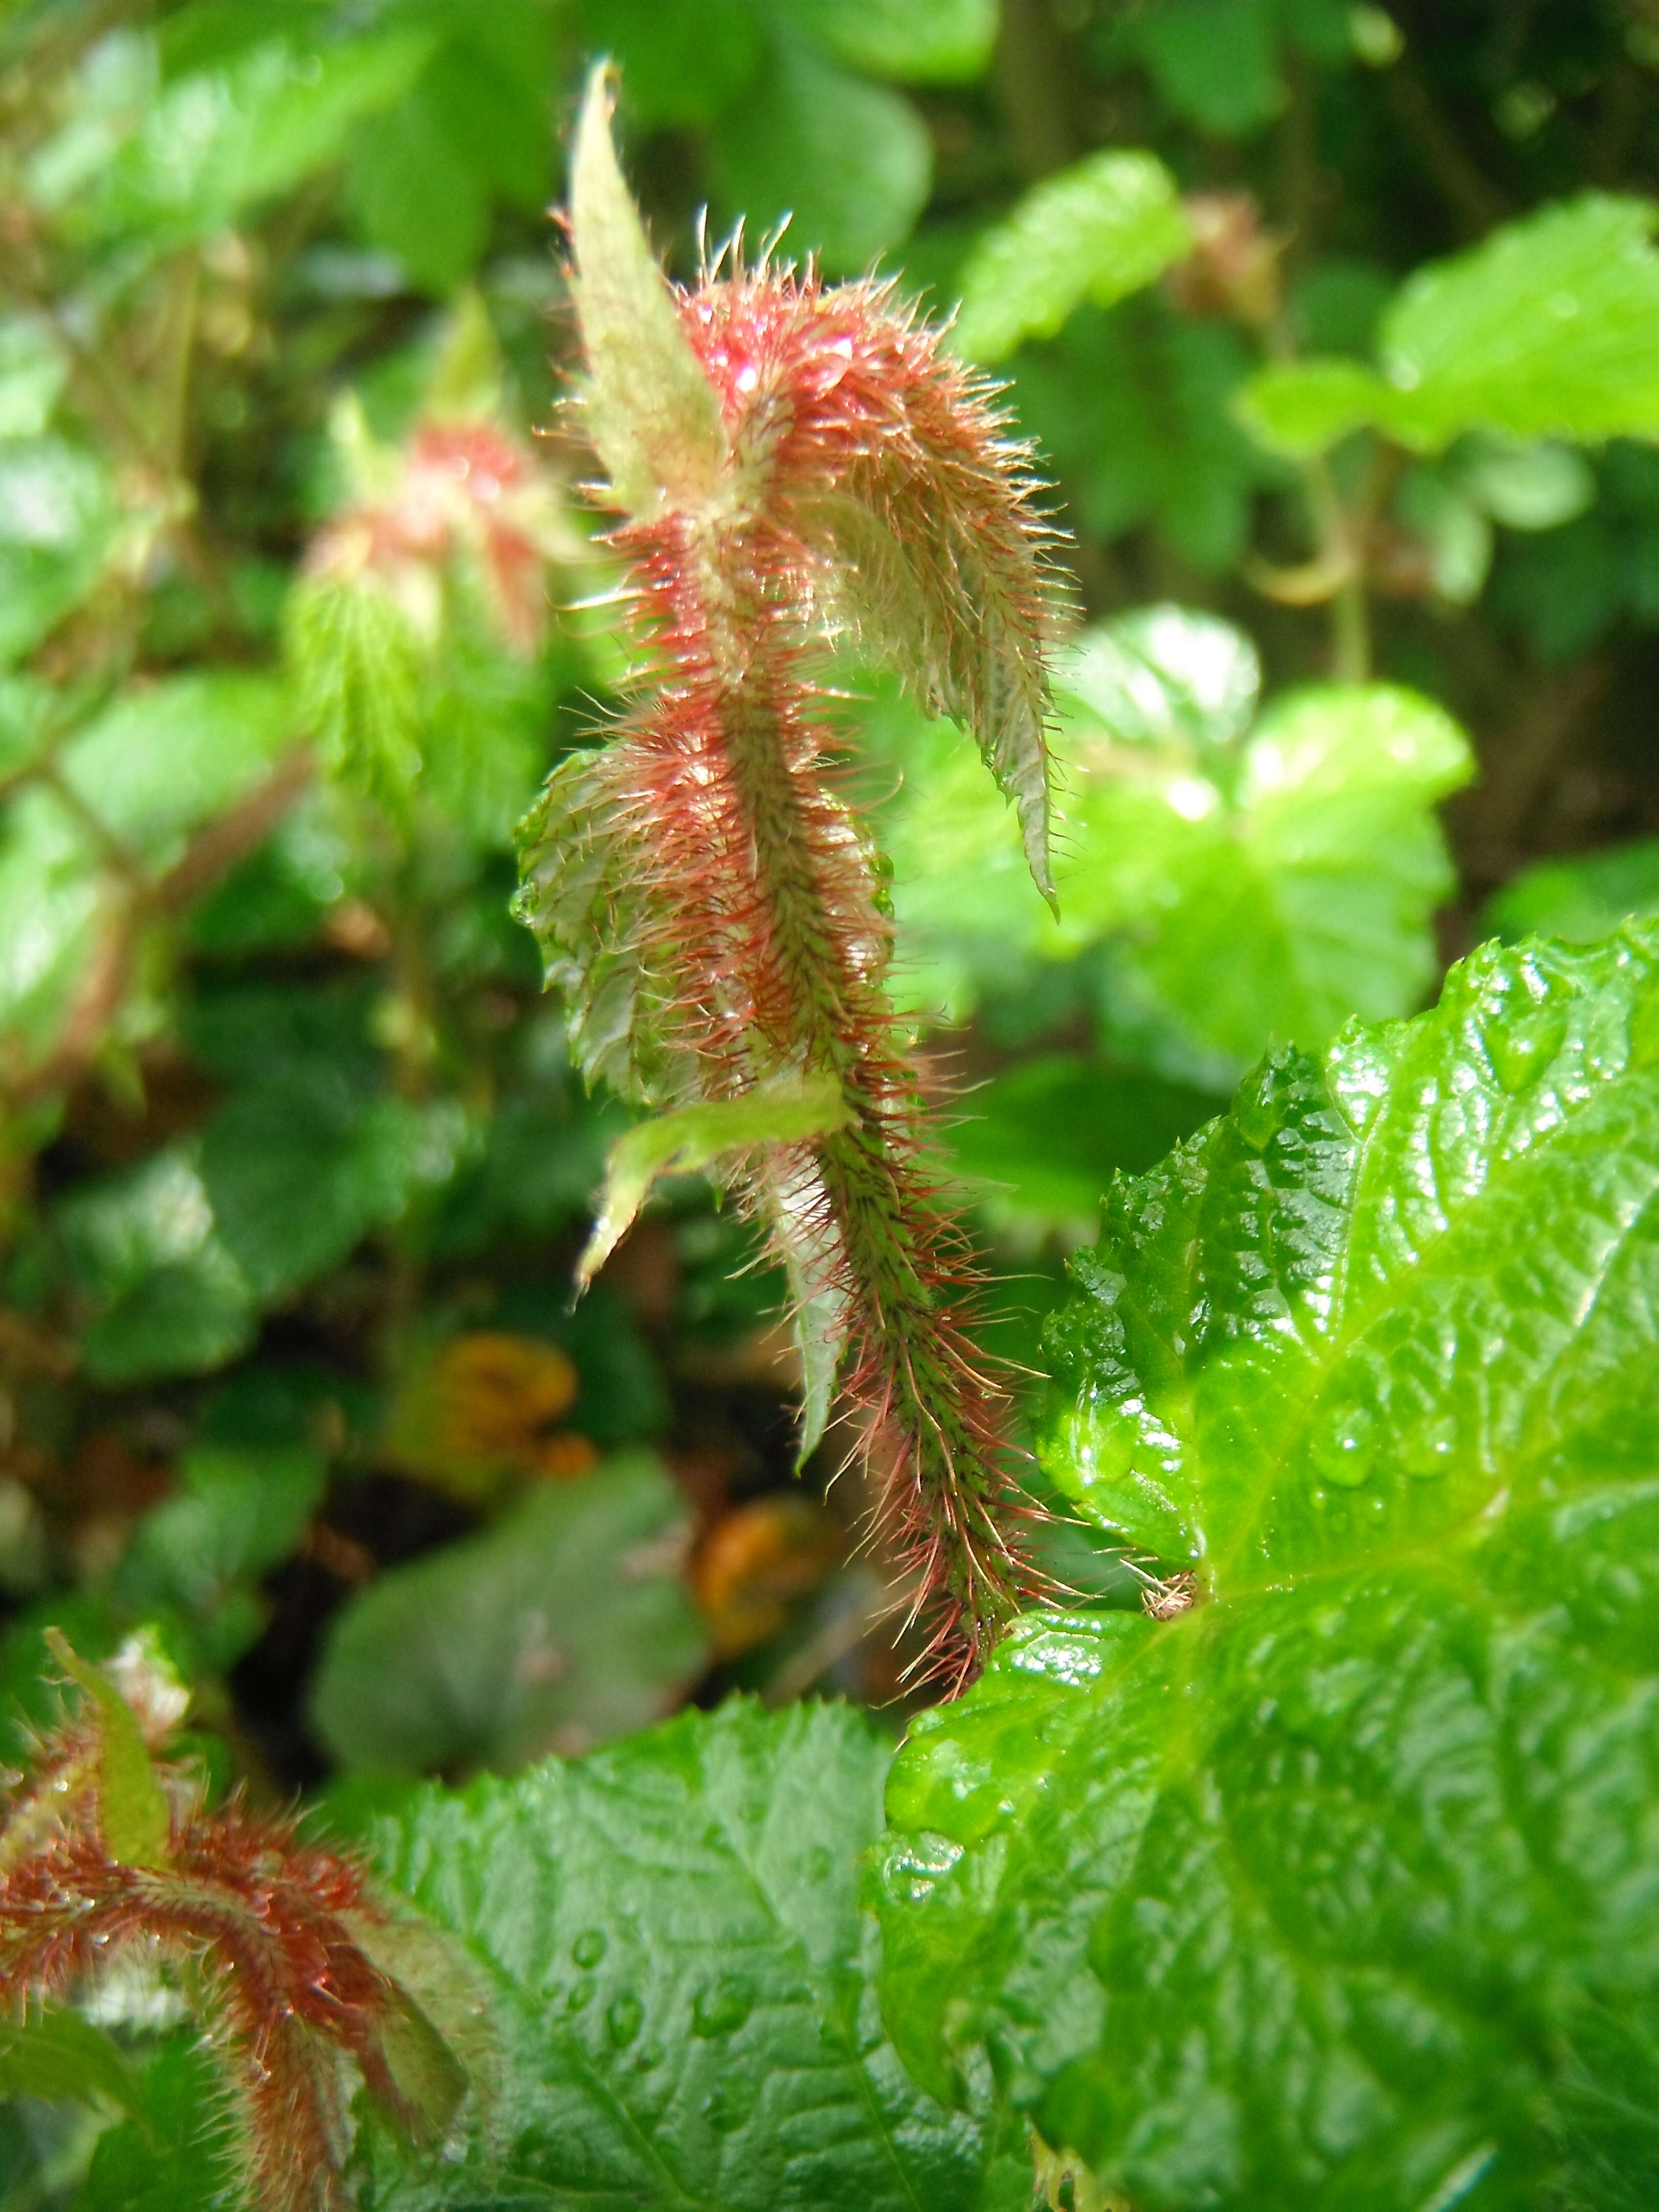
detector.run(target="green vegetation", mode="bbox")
[1,4,1657,2207]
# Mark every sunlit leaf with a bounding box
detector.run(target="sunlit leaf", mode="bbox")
[45,1629,170,1869]
[952,152,1192,364]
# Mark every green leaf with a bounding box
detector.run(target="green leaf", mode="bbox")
[577,0,763,126]
[352,1698,1028,2210]
[0,789,105,1077]
[1241,195,1659,456]
[1458,434,1596,531]
[789,0,998,83]
[45,1630,170,1870]
[952,151,1192,363]
[568,63,728,517]
[72,2035,232,2212]
[1486,837,1659,946]
[59,673,292,871]
[285,570,428,812]
[879,923,1659,2208]
[948,1054,1223,1238]
[873,613,1473,1078]
[1129,0,1285,136]
[56,1146,260,1385]
[0,437,113,664]
[82,28,434,246]
[709,36,932,275]
[115,1447,326,1670]
[578,1074,851,1288]
[309,1450,708,1773]
[1016,301,1287,570]
[0,2009,140,2116]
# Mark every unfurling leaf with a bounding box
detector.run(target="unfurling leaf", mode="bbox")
[578,1075,851,1290]
[44,1629,171,1870]
[568,63,727,515]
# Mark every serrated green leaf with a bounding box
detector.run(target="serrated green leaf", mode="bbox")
[45,1630,169,1870]
[578,1074,850,1288]
[72,2034,233,2212]
[310,1450,706,1773]
[878,923,1659,2208]
[1240,195,1659,456]
[352,1698,1029,2210]
[285,569,428,811]
[568,64,727,516]
[953,152,1192,364]
[709,35,932,275]
[1486,837,1659,946]
[791,0,998,83]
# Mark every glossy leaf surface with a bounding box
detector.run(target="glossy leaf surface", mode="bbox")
[878,923,1659,2209]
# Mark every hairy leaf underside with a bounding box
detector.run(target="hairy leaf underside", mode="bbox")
[518,72,1067,1673]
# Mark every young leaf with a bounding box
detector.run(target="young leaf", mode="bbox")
[878,921,1659,2209]
[351,1698,1030,2211]
[790,0,998,84]
[952,152,1193,364]
[568,63,727,517]
[0,2006,141,2115]
[577,1074,850,1289]
[44,1629,171,1870]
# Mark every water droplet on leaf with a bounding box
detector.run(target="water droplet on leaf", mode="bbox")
[572,1928,607,1968]
[693,1973,755,2037]
[607,1993,643,2049]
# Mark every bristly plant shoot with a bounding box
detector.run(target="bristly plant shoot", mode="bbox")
[518,68,1072,1682]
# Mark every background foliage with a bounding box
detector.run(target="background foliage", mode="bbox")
[2,2,1658,2206]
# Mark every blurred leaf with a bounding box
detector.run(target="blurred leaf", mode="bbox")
[1458,435,1596,530]
[0,438,113,665]
[201,1081,466,1304]
[115,1447,326,1669]
[351,1699,1030,2210]
[1126,0,1284,136]
[73,2035,231,2212]
[1015,301,1287,570]
[579,0,763,126]
[0,2010,139,2117]
[952,151,1191,364]
[949,1055,1222,1237]
[310,1450,708,1773]
[57,1146,259,1385]
[1394,463,1493,604]
[286,571,428,813]
[578,1075,850,1288]
[0,316,69,438]
[1242,195,1659,455]
[0,789,105,1076]
[874,613,1473,1078]
[344,18,554,293]
[1486,838,1659,945]
[710,36,931,274]
[78,27,434,246]
[788,0,998,83]
[45,1630,169,1869]
[60,673,292,871]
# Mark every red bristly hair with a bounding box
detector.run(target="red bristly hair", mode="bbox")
[521,79,1071,1684]
[0,1690,451,2211]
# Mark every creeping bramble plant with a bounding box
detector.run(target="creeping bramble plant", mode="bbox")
[518,70,1069,1678]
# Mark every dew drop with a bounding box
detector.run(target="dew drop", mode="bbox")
[1484,998,1567,1094]
[693,1973,755,2038]
[1314,1403,1376,1488]
[1403,1416,1457,1478]
[606,1992,643,2049]
[571,1929,607,1969]
[567,1976,595,2013]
